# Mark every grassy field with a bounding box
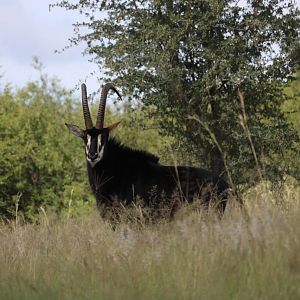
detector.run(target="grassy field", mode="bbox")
[1,185,300,300]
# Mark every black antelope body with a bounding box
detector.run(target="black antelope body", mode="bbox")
[66,83,230,218]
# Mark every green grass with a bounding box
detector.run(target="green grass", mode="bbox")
[0,185,300,300]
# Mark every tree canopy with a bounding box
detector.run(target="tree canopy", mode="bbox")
[53,0,300,187]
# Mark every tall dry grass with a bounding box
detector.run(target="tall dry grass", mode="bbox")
[0,184,300,300]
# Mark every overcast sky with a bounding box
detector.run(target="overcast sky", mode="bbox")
[1,0,300,98]
[0,0,99,96]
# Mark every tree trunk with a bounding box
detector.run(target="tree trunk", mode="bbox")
[210,98,225,177]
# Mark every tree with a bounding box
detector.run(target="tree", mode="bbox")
[0,70,173,219]
[0,76,94,220]
[282,71,300,180]
[284,71,300,135]
[53,0,300,187]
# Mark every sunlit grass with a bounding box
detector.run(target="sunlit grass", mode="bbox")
[0,185,300,300]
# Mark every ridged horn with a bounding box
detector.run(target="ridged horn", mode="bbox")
[96,83,122,129]
[81,83,93,129]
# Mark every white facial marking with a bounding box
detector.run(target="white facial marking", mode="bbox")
[97,134,104,160]
[86,134,91,154]
[99,145,104,160]
[86,134,104,168]
[97,134,102,152]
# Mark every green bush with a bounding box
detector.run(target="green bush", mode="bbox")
[0,77,172,220]
[0,80,91,220]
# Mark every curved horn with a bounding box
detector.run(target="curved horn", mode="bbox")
[81,83,93,129]
[96,83,122,129]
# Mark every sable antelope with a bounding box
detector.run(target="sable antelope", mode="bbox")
[66,83,230,218]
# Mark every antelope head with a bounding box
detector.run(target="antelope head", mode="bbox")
[66,83,122,167]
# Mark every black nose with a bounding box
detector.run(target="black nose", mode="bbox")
[88,153,98,160]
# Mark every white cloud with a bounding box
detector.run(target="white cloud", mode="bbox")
[0,0,99,96]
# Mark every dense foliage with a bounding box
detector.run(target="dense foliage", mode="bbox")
[0,76,171,220]
[1,0,300,219]
[282,72,300,180]
[0,73,299,219]
[0,79,87,219]
[53,0,300,186]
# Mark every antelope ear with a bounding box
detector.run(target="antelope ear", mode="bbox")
[65,123,85,138]
[107,121,121,132]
